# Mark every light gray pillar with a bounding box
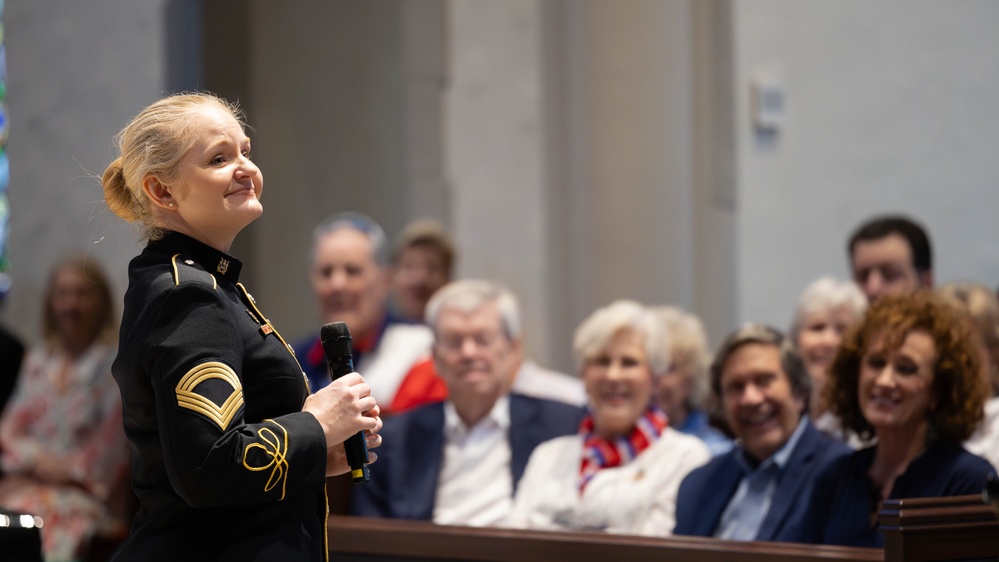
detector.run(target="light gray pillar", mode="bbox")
[444,0,557,366]
[541,0,734,367]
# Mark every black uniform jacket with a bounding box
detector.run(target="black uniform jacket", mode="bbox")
[111,231,329,562]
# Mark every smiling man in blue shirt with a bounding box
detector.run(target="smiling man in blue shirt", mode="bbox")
[673,324,850,541]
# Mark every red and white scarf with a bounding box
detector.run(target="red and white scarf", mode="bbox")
[578,405,668,491]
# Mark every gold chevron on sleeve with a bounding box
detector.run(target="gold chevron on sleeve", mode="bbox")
[176,361,244,430]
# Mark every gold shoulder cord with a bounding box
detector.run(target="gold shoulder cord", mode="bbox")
[236,284,300,362]
[236,284,330,553]
[236,283,312,389]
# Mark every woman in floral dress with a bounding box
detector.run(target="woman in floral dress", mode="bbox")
[0,256,130,561]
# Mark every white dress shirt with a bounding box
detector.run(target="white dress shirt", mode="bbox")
[714,416,808,540]
[433,396,513,526]
[505,427,711,536]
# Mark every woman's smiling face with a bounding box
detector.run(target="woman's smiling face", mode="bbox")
[858,330,937,434]
[583,327,654,439]
[169,105,263,250]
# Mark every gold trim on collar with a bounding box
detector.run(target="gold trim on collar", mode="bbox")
[176,361,243,430]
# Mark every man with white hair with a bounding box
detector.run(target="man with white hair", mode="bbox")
[349,279,584,525]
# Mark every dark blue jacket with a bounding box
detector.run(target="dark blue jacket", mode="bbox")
[799,440,996,547]
[673,418,851,541]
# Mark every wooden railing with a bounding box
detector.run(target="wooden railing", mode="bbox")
[328,516,883,562]
[879,494,999,562]
[330,493,999,562]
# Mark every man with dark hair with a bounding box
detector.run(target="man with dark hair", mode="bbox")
[848,215,933,302]
[673,324,850,541]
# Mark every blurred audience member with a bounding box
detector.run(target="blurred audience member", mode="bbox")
[936,281,999,470]
[292,212,441,414]
[674,324,850,541]
[847,215,932,302]
[350,280,584,525]
[801,292,995,547]
[0,322,24,420]
[389,219,455,324]
[789,277,867,442]
[0,256,130,561]
[650,305,731,456]
[510,359,587,408]
[507,300,709,536]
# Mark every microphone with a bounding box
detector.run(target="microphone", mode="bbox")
[320,321,370,484]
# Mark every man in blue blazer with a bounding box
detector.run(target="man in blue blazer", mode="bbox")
[673,324,850,541]
[350,279,585,525]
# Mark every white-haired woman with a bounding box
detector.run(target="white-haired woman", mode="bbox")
[789,277,866,439]
[506,300,710,536]
[650,306,731,456]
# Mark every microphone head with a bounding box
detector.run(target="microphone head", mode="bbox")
[320,321,353,359]
[321,321,351,344]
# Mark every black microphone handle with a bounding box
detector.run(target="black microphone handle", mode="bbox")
[328,353,371,484]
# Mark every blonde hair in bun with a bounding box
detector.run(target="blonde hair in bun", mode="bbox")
[101,156,140,222]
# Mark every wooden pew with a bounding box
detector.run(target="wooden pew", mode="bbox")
[328,515,883,562]
[0,508,43,562]
[879,494,999,562]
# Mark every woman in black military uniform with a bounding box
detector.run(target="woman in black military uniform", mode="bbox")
[102,93,382,561]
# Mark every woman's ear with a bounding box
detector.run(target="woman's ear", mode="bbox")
[142,174,176,210]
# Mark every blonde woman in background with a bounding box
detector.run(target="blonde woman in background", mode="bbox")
[650,306,731,456]
[0,256,130,561]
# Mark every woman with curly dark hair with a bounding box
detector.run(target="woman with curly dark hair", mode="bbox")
[796,291,996,547]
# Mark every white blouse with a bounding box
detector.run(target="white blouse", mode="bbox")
[965,396,999,470]
[505,427,710,536]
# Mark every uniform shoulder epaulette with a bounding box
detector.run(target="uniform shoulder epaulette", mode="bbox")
[170,254,218,290]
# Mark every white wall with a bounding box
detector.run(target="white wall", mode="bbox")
[444,0,556,365]
[3,0,167,343]
[733,0,999,332]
